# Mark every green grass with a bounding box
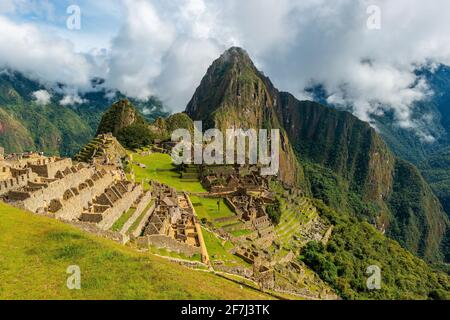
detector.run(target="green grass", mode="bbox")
[229,229,254,237]
[127,200,155,235]
[191,196,235,221]
[201,227,249,267]
[111,208,136,232]
[0,202,271,299]
[148,245,202,263]
[131,153,206,193]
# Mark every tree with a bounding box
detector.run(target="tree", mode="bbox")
[117,124,153,149]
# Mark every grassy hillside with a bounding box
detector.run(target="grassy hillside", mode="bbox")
[0,202,271,300]
[132,152,206,193]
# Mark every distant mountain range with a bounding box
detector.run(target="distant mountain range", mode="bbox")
[0,70,168,156]
[306,64,450,238]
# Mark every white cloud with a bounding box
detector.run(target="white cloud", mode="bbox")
[142,106,155,115]
[32,89,51,105]
[0,16,93,88]
[0,0,15,14]
[4,0,450,140]
[59,94,87,106]
[102,0,450,137]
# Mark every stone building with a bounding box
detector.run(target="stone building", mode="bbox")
[138,181,209,262]
[0,151,149,232]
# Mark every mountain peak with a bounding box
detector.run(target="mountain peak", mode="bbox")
[214,46,255,69]
[221,46,250,59]
[96,99,146,136]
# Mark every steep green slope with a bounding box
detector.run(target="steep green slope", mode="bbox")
[0,71,168,156]
[149,112,195,141]
[95,99,191,150]
[0,108,34,152]
[0,202,270,300]
[185,47,448,262]
[0,72,93,156]
[96,99,148,136]
[420,147,450,216]
[186,47,305,187]
[300,200,450,300]
[277,98,395,204]
[276,98,448,262]
[387,160,447,262]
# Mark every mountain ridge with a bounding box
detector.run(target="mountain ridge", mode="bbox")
[186,47,448,262]
[0,70,168,156]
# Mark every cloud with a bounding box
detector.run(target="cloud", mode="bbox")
[0,15,93,88]
[59,94,87,106]
[0,0,15,14]
[102,0,220,110]
[102,0,450,138]
[32,89,51,105]
[142,106,155,115]
[4,0,450,141]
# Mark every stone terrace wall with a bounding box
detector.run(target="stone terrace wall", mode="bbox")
[68,221,130,244]
[120,191,152,234]
[28,158,73,178]
[0,170,37,196]
[137,234,201,257]
[16,167,95,213]
[55,172,115,220]
[97,184,143,230]
[130,202,155,238]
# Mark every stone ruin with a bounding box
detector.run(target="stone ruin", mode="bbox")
[200,165,268,194]
[0,151,151,232]
[137,181,209,263]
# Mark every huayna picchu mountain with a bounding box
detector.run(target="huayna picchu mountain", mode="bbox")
[186,47,449,262]
[186,47,304,188]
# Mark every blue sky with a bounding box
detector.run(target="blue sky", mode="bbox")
[1,0,450,142]
[2,0,122,51]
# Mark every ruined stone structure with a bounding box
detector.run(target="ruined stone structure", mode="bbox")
[0,151,151,234]
[0,167,37,196]
[81,181,143,230]
[137,181,209,262]
[200,165,268,194]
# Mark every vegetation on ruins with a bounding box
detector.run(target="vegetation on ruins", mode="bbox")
[266,198,282,226]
